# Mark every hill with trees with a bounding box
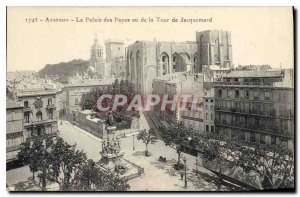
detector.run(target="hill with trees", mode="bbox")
[38,59,89,83]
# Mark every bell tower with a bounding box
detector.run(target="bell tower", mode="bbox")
[89,33,106,78]
[90,34,103,59]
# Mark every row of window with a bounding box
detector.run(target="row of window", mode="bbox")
[205,105,214,111]
[6,131,23,139]
[217,89,271,100]
[215,99,276,116]
[205,112,214,121]
[205,99,214,103]
[216,99,293,118]
[215,127,289,147]
[24,98,53,108]
[215,113,290,134]
[24,111,54,123]
[205,125,215,133]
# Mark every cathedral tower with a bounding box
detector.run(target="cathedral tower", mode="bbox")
[88,34,106,78]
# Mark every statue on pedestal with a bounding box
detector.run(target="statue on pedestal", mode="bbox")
[106,110,115,127]
[100,138,121,155]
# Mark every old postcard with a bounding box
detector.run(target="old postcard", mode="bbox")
[6,7,294,192]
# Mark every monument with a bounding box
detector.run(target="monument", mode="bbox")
[98,110,140,177]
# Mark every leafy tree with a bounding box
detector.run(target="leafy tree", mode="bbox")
[18,136,130,191]
[74,160,130,191]
[79,79,136,112]
[237,143,294,189]
[137,128,157,156]
[159,122,195,165]
[79,79,137,130]
[199,135,240,189]
[75,159,99,191]
[18,135,54,191]
[47,137,87,191]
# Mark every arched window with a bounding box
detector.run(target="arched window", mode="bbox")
[136,50,142,91]
[48,98,52,105]
[172,53,178,72]
[160,52,169,75]
[36,111,42,121]
[130,51,134,79]
[48,110,53,119]
[24,101,29,108]
[136,50,141,78]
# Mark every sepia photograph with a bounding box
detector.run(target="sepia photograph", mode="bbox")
[5,6,295,192]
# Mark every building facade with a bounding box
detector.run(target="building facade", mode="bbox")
[203,96,215,133]
[64,80,114,116]
[214,69,294,149]
[105,39,124,62]
[105,39,126,78]
[6,99,24,162]
[152,72,205,132]
[17,89,58,138]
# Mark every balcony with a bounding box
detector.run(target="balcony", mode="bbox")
[24,119,57,127]
[23,107,32,113]
[229,108,237,112]
[215,121,289,137]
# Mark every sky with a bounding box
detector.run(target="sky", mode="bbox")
[7,7,294,72]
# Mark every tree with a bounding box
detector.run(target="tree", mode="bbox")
[79,79,136,112]
[237,143,294,190]
[75,159,99,191]
[199,135,240,189]
[18,136,130,191]
[136,128,157,156]
[18,135,54,191]
[47,137,87,191]
[93,171,130,191]
[159,122,195,165]
[38,59,89,83]
[74,160,130,191]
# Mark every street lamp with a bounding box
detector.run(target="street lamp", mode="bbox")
[183,157,188,189]
[133,134,135,151]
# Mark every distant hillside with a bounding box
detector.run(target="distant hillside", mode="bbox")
[38,59,89,83]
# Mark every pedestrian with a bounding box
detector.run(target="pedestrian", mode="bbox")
[180,171,184,180]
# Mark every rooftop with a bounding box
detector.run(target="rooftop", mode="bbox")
[65,78,116,88]
[105,39,124,44]
[153,72,187,83]
[17,89,57,97]
[224,69,283,78]
[209,65,231,71]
